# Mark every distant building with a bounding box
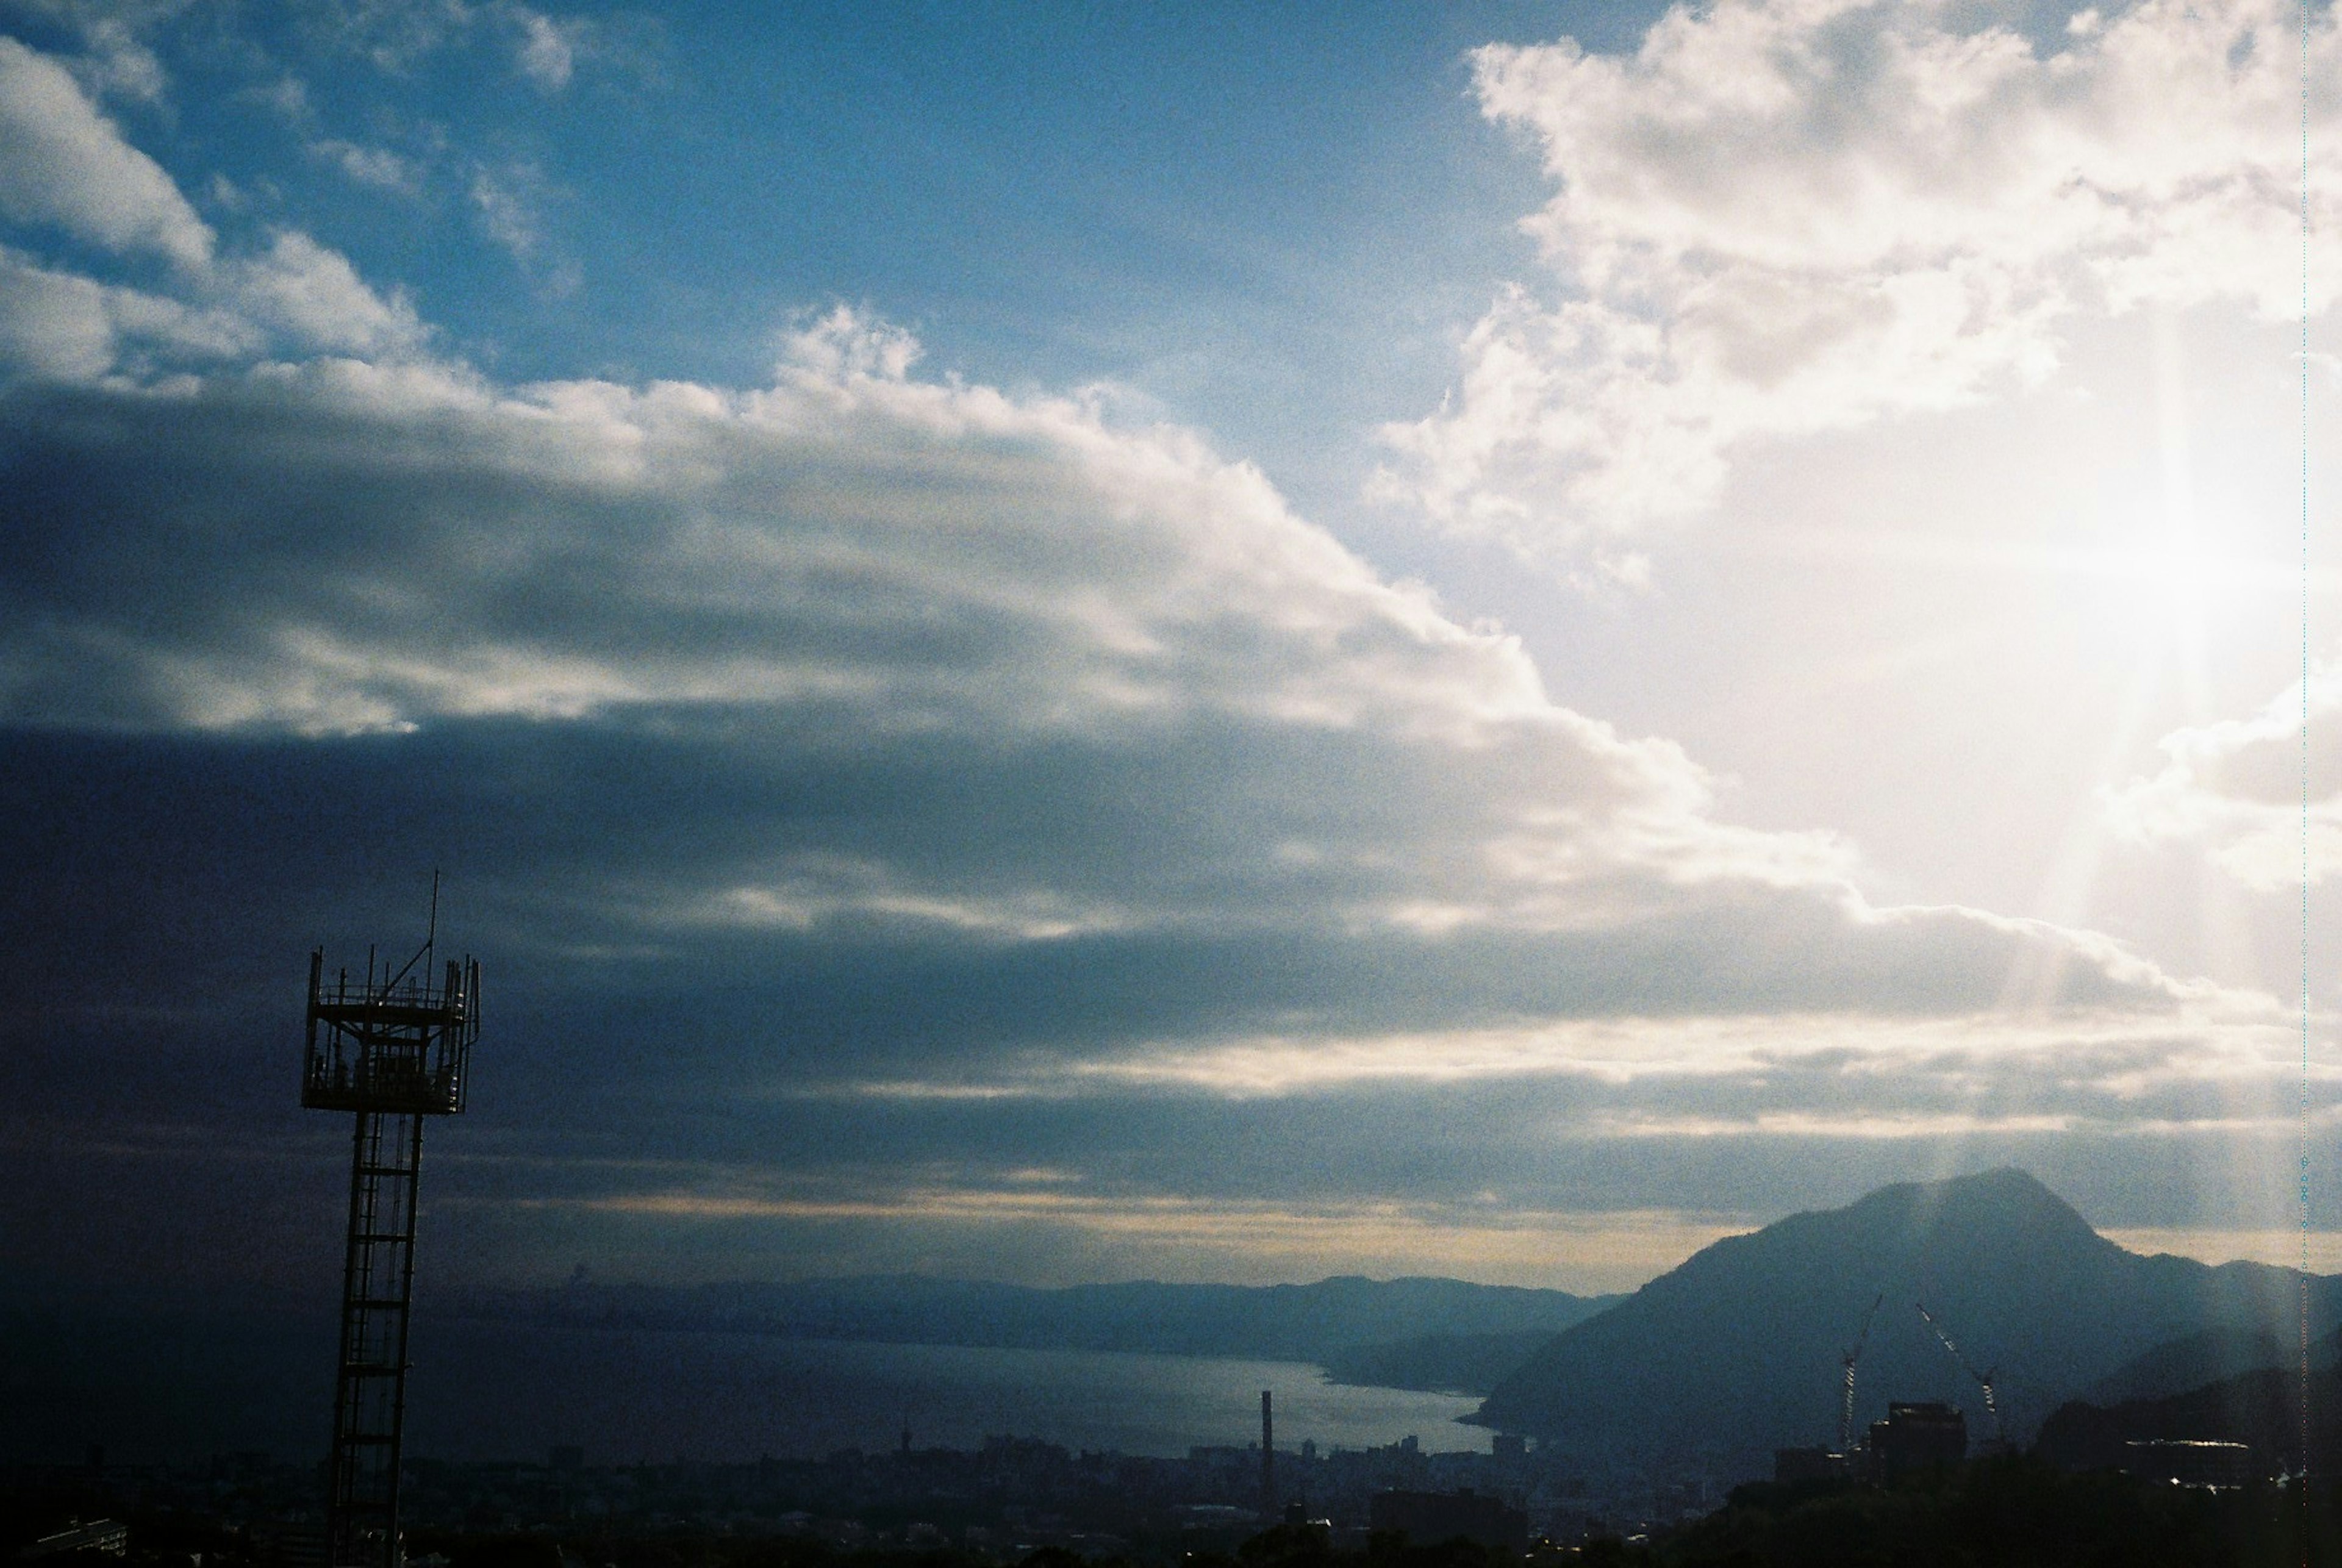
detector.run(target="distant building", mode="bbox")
[2121,1440,2258,1489]
[1370,1489,1528,1554]
[1868,1402,1966,1478]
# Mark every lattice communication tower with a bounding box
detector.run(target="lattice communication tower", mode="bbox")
[303,908,479,1568]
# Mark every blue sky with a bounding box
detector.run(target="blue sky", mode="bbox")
[5,0,2342,1300]
[13,5,1585,426]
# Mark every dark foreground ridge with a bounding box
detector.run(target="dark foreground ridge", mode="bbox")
[1645,1456,2342,1567]
[10,1451,2342,1568]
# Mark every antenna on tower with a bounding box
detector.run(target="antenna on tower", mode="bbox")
[376,870,442,1001]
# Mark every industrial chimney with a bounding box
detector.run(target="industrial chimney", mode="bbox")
[1261,1389,1274,1514]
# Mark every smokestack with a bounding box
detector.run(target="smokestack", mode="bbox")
[1261,1389,1274,1512]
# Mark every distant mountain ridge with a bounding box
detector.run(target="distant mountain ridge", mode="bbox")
[1475,1168,2341,1478]
[458,1272,1620,1380]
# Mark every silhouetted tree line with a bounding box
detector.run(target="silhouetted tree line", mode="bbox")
[425,1458,2342,1568]
[423,1523,1519,1568]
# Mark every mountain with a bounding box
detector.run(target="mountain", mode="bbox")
[1474,1169,2340,1477]
[464,1272,1617,1369]
[1317,1329,1561,1395]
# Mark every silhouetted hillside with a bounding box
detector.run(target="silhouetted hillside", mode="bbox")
[2037,1328,2342,1473]
[1317,1330,1558,1395]
[1476,1169,2340,1476]
[1653,1457,2342,1567]
[2079,1325,2338,1406]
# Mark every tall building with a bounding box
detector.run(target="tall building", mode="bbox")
[1868,1402,1966,1478]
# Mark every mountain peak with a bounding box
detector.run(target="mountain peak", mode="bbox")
[1871,1165,2068,1206]
[1475,1169,2316,1471]
[1850,1167,2098,1238]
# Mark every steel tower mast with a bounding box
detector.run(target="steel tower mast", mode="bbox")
[302,898,478,1568]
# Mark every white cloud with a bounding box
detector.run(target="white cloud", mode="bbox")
[0,299,1682,766]
[285,0,613,88]
[1378,0,2342,558]
[0,67,2279,1147]
[310,137,424,195]
[0,36,431,376]
[468,164,541,258]
[495,3,657,94]
[228,228,426,356]
[0,1,181,99]
[1047,1000,2291,1104]
[308,0,478,73]
[0,39,427,374]
[0,246,117,380]
[0,35,211,267]
[0,244,258,379]
[512,7,581,90]
[263,0,656,101]
[1,0,2322,1291]
[248,73,310,121]
[0,270,2229,1045]
[2104,654,2342,889]
[0,225,421,381]
[70,15,167,103]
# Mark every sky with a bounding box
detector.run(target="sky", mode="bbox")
[5,0,2342,1302]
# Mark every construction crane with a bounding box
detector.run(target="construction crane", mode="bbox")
[1839,1293,1883,1455]
[1916,1301,2003,1444]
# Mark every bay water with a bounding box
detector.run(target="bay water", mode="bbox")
[403,1322,1489,1464]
